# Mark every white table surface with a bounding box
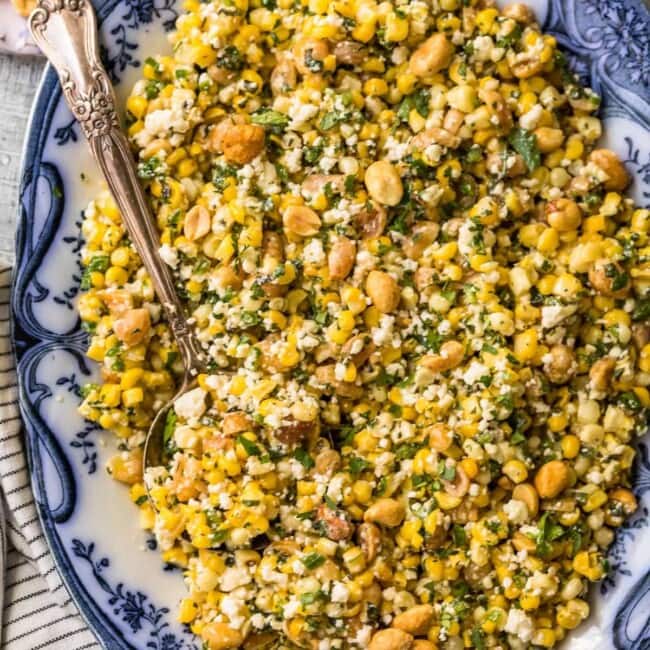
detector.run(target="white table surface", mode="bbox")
[0,53,46,265]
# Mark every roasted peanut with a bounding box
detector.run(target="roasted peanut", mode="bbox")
[588,259,630,297]
[403,222,439,259]
[315,448,341,475]
[301,174,345,197]
[364,160,404,206]
[544,344,576,384]
[214,265,243,290]
[366,270,400,313]
[510,53,543,79]
[369,628,413,650]
[283,205,322,237]
[589,148,630,190]
[358,521,381,562]
[334,40,367,65]
[502,3,535,23]
[535,460,570,499]
[100,289,133,316]
[420,340,464,373]
[479,89,513,130]
[316,503,353,541]
[293,38,330,75]
[443,108,465,134]
[364,498,406,527]
[512,530,537,552]
[512,483,539,518]
[222,124,266,164]
[355,201,387,238]
[589,356,616,391]
[443,466,469,498]
[270,56,297,95]
[184,205,211,241]
[392,604,434,636]
[201,623,244,650]
[222,411,253,436]
[328,236,356,280]
[409,33,454,77]
[107,448,143,484]
[411,127,460,151]
[114,308,151,347]
[428,423,453,452]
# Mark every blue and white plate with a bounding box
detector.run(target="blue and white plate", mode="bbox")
[11,0,650,647]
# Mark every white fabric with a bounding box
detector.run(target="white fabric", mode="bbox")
[0,267,99,649]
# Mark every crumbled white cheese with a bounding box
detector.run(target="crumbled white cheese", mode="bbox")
[330,582,350,603]
[505,608,534,642]
[541,304,577,329]
[174,387,207,420]
[519,104,544,131]
[159,244,179,269]
[503,499,529,524]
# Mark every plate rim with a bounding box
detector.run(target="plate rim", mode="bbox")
[11,1,145,646]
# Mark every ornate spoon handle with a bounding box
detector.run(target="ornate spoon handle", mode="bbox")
[29,0,204,374]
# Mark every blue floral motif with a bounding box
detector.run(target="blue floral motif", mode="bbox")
[71,539,199,650]
[70,422,100,475]
[622,136,650,207]
[54,118,79,146]
[52,215,85,310]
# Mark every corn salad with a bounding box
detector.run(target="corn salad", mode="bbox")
[78,0,650,647]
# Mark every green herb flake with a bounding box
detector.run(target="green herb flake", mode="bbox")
[508,127,541,171]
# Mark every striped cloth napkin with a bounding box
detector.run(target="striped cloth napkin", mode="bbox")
[0,266,99,649]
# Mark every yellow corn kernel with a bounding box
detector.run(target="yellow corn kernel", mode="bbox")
[385,12,409,41]
[178,598,198,624]
[548,413,568,433]
[99,384,121,408]
[126,95,148,119]
[583,489,607,513]
[352,19,376,43]
[565,137,584,160]
[538,274,557,295]
[363,78,388,97]
[502,459,528,484]
[177,158,198,178]
[475,7,498,32]
[435,492,462,510]
[120,369,144,391]
[561,434,580,459]
[352,480,372,504]
[337,310,356,331]
[514,328,538,362]
[520,594,540,611]
[538,227,559,253]
[573,551,604,581]
[397,73,416,95]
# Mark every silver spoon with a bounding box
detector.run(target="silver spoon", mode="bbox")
[29,0,206,478]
